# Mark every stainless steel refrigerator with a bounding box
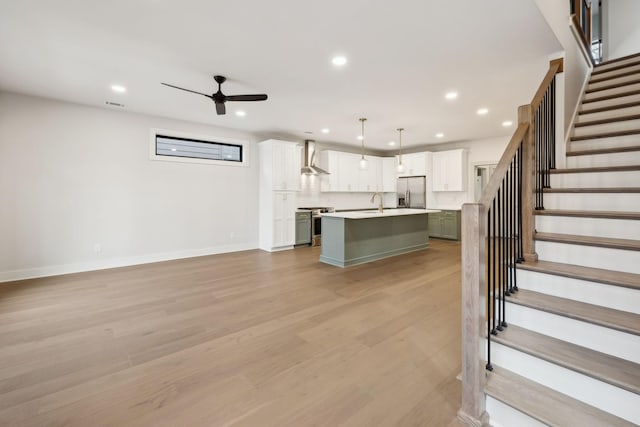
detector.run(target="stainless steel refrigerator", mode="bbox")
[397,176,426,208]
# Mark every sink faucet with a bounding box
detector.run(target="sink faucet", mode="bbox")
[370,192,383,213]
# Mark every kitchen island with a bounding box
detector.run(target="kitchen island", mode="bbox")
[319,208,440,267]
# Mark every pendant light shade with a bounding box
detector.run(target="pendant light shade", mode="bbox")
[397,127,405,172]
[359,117,368,170]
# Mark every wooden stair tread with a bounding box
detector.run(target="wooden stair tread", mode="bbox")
[535,231,640,252]
[582,89,640,104]
[492,324,640,394]
[566,145,640,156]
[593,54,640,71]
[485,365,637,427]
[534,209,640,220]
[574,114,640,127]
[590,68,640,84]
[544,187,640,193]
[580,100,640,115]
[585,78,640,94]
[507,289,640,337]
[570,128,640,141]
[550,164,640,174]
[517,259,640,291]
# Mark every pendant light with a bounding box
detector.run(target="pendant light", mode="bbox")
[359,117,368,170]
[397,127,405,173]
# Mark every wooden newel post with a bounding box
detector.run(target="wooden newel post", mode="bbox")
[458,203,489,427]
[518,104,538,262]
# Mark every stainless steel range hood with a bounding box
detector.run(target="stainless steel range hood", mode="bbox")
[301,140,330,175]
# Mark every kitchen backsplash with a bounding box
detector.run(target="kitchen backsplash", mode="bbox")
[297,174,396,210]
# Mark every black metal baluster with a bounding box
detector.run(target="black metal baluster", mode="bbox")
[497,185,504,332]
[491,197,498,336]
[551,77,556,170]
[501,175,507,329]
[505,165,511,297]
[518,143,524,263]
[486,207,493,371]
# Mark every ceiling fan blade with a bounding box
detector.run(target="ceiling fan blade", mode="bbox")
[215,102,226,115]
[161,83,212,98]
[225,94,268,102]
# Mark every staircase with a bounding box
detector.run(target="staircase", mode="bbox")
[484,53,640,426]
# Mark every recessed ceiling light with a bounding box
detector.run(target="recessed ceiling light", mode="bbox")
[171,148,177,152]
[388,141,396,146]
[111,84,126,93]
[445,91,458,100]
[502,120,513,127]
[435,133,444,138]
[477,108,489,115]
[321,128,330,134]
[235,110,246,117]
[357,135,363,140]
[332,56,347,66]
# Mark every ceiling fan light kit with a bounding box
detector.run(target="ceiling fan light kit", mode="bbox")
[161,75,268,116]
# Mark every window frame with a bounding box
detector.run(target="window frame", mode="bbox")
[149,128,250,167]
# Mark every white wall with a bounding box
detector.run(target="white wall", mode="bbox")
[602,0,640,60]
[0,92,259,282]
[424,136,510,210]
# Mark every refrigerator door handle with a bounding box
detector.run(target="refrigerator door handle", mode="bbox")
[405,190,410,207]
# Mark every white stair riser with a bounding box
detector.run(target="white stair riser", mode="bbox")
[543,192,640,211]
[583,82,640,101]
[485,396,547,427]
[569,134,640,151]
[572,118,640,137]
[577,104,640,122]
[566,150,640,168]
[589,73,640,91]
[535,240,640,274]
[535,215,640,240]
[595,58,640,72]
[504,303,640,363]
[550,170,640,188]
[515,269,640,314]
[581,93,640,111]
[490,341,640,424]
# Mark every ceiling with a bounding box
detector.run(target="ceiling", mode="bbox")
[0,0,561,151]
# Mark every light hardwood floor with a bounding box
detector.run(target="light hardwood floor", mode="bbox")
[0,240,464,426]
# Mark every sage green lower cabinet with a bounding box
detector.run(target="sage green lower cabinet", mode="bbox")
[428,210,461,240]
[320,214,430,267]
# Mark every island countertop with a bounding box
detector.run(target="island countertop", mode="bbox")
[322,208,441,220]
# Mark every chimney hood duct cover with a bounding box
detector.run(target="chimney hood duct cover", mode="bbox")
[301,140,330,175]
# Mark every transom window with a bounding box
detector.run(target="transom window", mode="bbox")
[155,134,242,162]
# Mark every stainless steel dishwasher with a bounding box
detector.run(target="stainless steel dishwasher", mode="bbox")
[295,210,312,246]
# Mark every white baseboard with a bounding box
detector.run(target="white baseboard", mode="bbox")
[0,242,259,283]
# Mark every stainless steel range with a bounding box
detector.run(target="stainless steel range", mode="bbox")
[298,207,335,246]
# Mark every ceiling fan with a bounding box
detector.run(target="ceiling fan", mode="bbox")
[161,75,268,115]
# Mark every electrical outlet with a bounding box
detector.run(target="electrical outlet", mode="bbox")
[229,232,235,241]
[93,243,102,253]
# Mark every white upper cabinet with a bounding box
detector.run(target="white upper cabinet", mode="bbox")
[397,152,427,177]
[261,139,301,191]
[381,157,397,192]
[358,156,381,192]
[319,150,393,193]
[432,149,468,192]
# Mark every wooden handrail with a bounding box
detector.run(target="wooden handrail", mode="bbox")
[478,123,529,208]
[458,58,564,426]
[531,58,563,111]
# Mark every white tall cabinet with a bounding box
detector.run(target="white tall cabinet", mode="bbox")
[259,140,301,252]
